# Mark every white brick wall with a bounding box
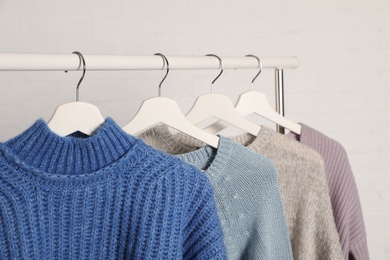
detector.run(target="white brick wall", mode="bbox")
[0,0,389,258]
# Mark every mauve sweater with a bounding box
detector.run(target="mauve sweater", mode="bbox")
[288,124,369,260]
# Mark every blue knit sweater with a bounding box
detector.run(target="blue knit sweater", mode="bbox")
[0,118,227,260]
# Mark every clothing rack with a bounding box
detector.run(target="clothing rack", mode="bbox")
[0,53,299,133]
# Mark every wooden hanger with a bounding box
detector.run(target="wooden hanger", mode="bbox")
[122,53,219,148]
[205,55,301,135]
[185,54,261,136]
[47,51,105,136]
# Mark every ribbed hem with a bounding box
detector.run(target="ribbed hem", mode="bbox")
[0,118,145,188]
[350,237,370,260]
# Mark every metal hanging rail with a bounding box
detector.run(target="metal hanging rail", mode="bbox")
[0,53,299,71]
[0,52,299,134]
[275,69,286,134]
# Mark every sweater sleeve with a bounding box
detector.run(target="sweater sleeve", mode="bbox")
[324,142,369,260]
[181,164,227,260]
[222,147,294,260]
[298,125,370,260]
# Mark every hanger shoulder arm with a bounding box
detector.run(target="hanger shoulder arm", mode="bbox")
[236,91,301,134]
[48,102,105,136]
[123,97,219,148]
[186,93,261,136]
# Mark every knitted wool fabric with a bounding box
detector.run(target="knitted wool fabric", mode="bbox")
[0,118,227,260]
[141,127,294,260]
[288,124,369,260]
[140,125,344,260]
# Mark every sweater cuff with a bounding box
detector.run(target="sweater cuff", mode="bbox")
[350,237,370,260]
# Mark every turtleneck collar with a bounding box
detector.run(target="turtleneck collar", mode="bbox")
[2,117,138,176]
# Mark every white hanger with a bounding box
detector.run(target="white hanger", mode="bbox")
[47,51,105,136]
[206,55,301,135]
[122,53,219,148]
[185,54,261,136]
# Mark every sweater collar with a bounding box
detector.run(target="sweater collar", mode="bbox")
[140,124,233,178]
[229,126,274,152]
[175,135,233,180]
[140,124,200,155]
[2,117,138,176]
[169,125,274,153]
[142,123,285,156]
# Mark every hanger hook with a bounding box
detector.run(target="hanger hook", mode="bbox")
[154,53,169,97]
[206,54,224,93]
[246,54,262,91]
[72,51,86,102]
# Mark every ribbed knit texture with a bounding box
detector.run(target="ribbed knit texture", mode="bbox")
[0,118,227,260]
[140,127,294,260]
[288,124,369,260]
[140,125,344,260]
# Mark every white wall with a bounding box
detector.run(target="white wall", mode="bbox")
[1,0,389,258]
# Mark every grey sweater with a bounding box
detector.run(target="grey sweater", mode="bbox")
[142,127,293,260]
[140,125,344,260]
[288,124,369,260]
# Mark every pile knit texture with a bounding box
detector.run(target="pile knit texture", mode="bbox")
[0,118,227,260]
[140,125,344,260]
[141,127,294,260]
[288,124,369,260]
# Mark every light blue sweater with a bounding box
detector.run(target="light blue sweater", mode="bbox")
[0,118,227,259]
[140,126,293,260]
